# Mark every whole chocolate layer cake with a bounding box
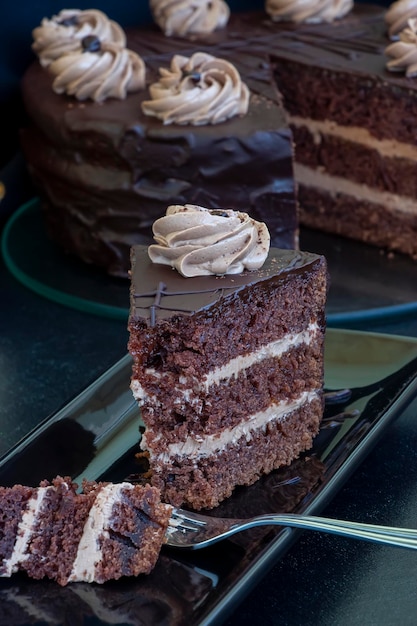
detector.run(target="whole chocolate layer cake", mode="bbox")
[128,207,327,509]
[21,2,417,273]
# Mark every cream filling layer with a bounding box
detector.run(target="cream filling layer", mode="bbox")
[69,483,132,583]
[295,162,417,215]
[1,486,53,577]
[131,322,320,405]
[290,115,417,161]
[143,389,320,462]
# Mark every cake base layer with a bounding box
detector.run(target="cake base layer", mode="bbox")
[150,397,323,509]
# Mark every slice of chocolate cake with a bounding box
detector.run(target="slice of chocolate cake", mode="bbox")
[128,205,327,510]
[0,477,172,585]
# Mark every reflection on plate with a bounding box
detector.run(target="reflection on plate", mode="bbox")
[2,198,417,324]
[0,328,417,625]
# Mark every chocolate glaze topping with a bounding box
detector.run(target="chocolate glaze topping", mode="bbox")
[130,245,323,325]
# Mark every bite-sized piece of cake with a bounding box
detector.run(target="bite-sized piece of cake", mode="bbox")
[0,483,36,576]
[20,8,297,277]
[128,205,327,510]
[0,476,172,585]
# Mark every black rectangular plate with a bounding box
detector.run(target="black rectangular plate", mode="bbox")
[1,328,417,625]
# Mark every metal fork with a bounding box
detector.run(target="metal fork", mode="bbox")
[166,508,417,550]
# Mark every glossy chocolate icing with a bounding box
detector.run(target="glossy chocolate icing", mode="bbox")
[20,19,297,277]
[130,244,323,325]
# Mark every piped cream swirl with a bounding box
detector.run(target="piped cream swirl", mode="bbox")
[142,52,249,125]
[150,0,230,37]
[385,0,417,39]
[148,204,270,277]
[386,18,417,76]
[32,9,126,67]
[265,0,353,23]
[49,41,145,102]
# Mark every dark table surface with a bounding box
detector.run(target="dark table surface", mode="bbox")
[1,227,417,625]
[1,2,413,623]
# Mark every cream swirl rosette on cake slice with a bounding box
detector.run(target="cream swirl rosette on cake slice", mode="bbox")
[265,0,353,23]
[386,18,417,76]
[32,9,126,67]
[148,204,270,277]
[141,52,249,125]
[49,38,146,102]
[385,0,417,39]
[150,0,230,37]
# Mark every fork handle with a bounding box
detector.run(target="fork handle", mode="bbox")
[242,514,417,549]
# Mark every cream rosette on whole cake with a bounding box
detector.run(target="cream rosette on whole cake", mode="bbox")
[386,18,417,76]
[32,9,126,67]
[148,204,270,277]
[48,37,146,102]
[385,0,417,39]
[150,0,230,37]
[141,52,249,125]
[265,0,353,23]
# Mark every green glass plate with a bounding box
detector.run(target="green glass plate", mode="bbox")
[2,198,417,324]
